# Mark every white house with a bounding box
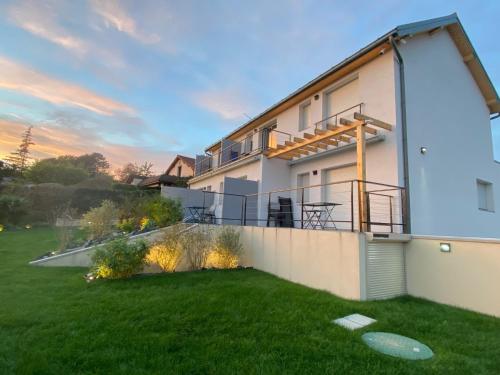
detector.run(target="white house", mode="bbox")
[188,14,500,238]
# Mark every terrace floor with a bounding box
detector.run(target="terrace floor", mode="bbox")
[1,227,499,374]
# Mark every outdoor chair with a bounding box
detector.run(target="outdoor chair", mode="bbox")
[267,196,294,227]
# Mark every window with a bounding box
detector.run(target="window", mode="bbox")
[299,101,311,131]
[297,173,310,203]
[477,179,494,212]
[177,165,182,177]
[206,185,212,192]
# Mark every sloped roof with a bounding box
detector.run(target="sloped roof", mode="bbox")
[165,155,195,175]
[205,13,499,152]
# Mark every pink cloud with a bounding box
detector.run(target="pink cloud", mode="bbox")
[0,56,135,116]
[192,88,256,121]
[90,0,160,44]
[0,118,176,173]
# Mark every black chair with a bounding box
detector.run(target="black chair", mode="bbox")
[278,197,294,228]
[267,197,294,227]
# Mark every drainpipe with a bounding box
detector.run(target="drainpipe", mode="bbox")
[390,36,411,233]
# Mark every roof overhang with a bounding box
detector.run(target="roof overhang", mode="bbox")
[205,14,499,152]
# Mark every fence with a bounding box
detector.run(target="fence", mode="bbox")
[185,179,407,234]
[194,128,292,177]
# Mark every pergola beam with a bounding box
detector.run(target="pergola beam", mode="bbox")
[266,121,361,159]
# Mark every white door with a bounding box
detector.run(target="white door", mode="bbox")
[324,78,360,126]
[323,165,357,230]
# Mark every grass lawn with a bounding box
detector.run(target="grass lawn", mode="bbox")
[0,227,499,374]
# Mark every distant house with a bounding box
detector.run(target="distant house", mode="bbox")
[139,155,195,189]
[165,155,195,178]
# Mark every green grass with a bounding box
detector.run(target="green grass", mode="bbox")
[1,227,499,374]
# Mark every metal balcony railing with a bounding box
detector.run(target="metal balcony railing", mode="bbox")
[194,128,292,177]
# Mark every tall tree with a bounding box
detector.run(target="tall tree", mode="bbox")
[115,161,154,182]
[75,153,110,176]
[6,126,35,171]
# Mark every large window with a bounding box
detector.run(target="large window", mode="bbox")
[477,179,494,212]
[299,101,311,131]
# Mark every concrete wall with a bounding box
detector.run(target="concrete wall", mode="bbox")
[238,226,365,300]
[401,29,500,238]
[30,227,174,268]
[405,236,500,317]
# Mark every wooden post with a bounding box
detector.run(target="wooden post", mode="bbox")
[356,122,367,232]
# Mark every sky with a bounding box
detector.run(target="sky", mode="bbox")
[0,0,499,173]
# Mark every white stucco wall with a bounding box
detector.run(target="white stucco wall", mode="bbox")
[406,236,500,317]
[239,226,365,300]
[401,29,500,238]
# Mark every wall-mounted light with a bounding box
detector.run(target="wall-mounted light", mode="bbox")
[313,170,318,176]
[420,147,427,155]
[440,243,451,253]
[314,94,320,101]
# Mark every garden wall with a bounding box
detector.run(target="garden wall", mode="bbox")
[30,227,179,268]
[236,226,366,300]
[405,236,500,318]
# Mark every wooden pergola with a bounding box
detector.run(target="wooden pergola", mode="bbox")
[263,112,393,231]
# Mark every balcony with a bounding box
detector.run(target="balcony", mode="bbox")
[193,128,291,178]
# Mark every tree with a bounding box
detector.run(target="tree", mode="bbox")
[115,161,154,182]
[75,153,110,176]
[137,162,154,177]
[6,126,35,171]
[25,158,89,185]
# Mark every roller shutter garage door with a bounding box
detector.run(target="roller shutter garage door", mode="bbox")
[366,241,406,300]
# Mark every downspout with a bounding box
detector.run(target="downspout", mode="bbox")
[390,36,411,233]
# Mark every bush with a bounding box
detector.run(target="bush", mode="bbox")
[182,226,213,270]
[143,196,182,228]
[81,200,119,240]
[146,228,183,272]
[118,218,136,233]
[0,195,27,226]
[208,226,242,269]
[26,159,89,185]
[91,237,148,279]
[139,217,156,232]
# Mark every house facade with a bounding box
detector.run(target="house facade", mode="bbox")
[188,14,500,238]
[166,155,195,178]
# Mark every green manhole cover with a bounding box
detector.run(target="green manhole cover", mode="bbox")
[362,332,433,360]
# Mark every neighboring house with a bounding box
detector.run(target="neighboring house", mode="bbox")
[140,155,195,189]
[124,174,146,186]
[189,14,500,238]
[166,155,195,178]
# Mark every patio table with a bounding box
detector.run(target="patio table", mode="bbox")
[185,206,207,223]
[301,202,342,229]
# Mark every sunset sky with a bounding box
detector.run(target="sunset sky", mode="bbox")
[0,0,499,173]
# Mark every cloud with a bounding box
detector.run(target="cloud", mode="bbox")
[0,117,176,173]
[90,0,160,44]
[8,0,88,56]
[192,88,256,121]
[0,56,134,116]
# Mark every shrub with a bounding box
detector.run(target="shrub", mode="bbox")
[26,159,89,185]
[118,218,136,233]
[143,196,182,228]
[91,237,148,279]
[139,217,156,232]
[208,226,242,269]
[81,200,119,240]
[0,195,27,226]
[181,226,213,270]
[146,228,183,272]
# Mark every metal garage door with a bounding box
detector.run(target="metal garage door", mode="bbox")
[366,241,406,300]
